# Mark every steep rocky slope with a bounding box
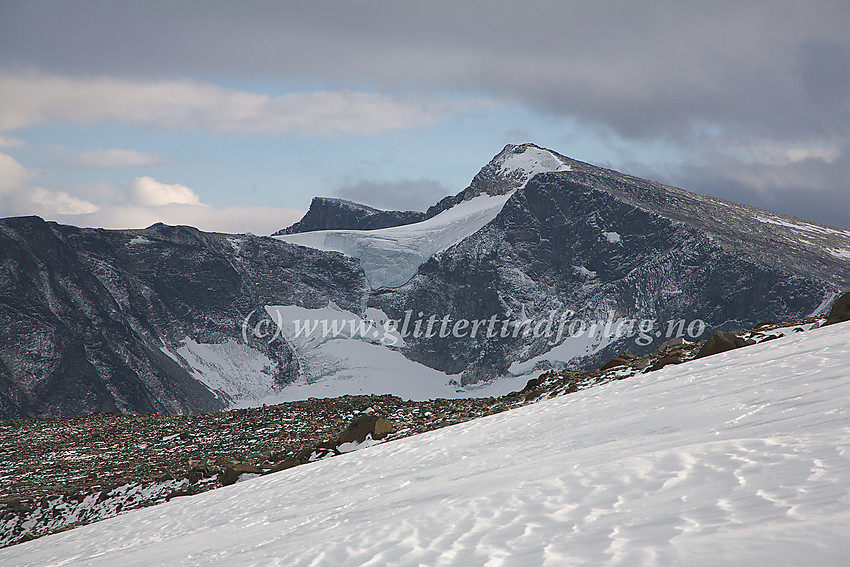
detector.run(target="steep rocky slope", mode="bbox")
[0,218,368,418]
[273,197,426,235]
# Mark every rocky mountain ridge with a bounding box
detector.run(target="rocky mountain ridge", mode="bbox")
[2,143,849,417]
[272,197,426,236]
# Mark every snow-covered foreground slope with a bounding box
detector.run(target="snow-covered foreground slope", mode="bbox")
[5,323,850,566]
[276,191,515,288]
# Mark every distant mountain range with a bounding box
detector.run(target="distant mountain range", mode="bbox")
[2,144,849,418]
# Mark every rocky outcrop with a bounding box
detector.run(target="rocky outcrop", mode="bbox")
[337,414,393,444]
[274,197,425,235]
[824,291,850,326]
[695,331,754,359]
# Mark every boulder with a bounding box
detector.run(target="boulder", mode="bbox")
[648,356,683,372]
[658,337,686,350]
[824,291,850,326]
[219,463,264,487]
[337,414,393,445]
[695,330,752,359]
[600,357,629,371]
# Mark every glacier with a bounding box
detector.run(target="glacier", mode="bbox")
[276,191,516,289]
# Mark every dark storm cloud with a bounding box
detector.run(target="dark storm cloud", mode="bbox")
[623,150,850,230]
[2,0,849,226]
[3,1,848,138]
[335,178,451,212]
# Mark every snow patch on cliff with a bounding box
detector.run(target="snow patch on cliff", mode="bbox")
[499,146,571,185]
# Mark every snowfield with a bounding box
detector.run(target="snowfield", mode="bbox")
[3,322,849,566]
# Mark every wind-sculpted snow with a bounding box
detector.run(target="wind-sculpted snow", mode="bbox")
[4,322,849,566]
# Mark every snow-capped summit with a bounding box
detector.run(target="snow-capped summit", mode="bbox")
[423,143,574,218]
[483,142,573,192]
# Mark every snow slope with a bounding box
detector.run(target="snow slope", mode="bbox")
[276,191,515,289]
[4,322,849,566]
[234,304,536,403]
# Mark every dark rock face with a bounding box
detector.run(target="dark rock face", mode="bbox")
[601,358,629,371]
[824,291,850,326]
[274,197,426,235]
[0,217,369,419]
[218,463,263,486]
[372,160,849,383]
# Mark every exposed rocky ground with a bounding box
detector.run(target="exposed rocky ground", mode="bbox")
[0,314,827,549]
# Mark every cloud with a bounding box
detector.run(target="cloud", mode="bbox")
[121,176,202,206]
[50,204,304,235]
[334,178,452,211]
[747,144,842,167]
[624,147,850,230]
[2,2,848,142]
[0,156,302,234]
[25,186,99,215]
[1,150,99,215]
[71,148,167,168]
[0,74,479,136]
[0,151,30,192]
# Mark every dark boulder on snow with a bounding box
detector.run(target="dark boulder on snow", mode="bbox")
[219,463,264,486]
[695,331,752,359]
[600,357,629,371]
[824,291,850,326]
[336,414,393,445]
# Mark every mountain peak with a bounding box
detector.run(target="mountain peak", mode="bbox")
[273,196,426,236]
[424,143,573,218]
[486,143,573,193]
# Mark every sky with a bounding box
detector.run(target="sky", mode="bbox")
[1,1,849,234]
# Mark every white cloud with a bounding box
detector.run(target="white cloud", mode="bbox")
[1,150,99,215]
[0,74,479,136]
[122,176,203,206]
[26,186,99,214]
[0,151,30,193]
[746,141,843,166]
[50,204,305,235]
[71,148,166,168]
[0,157,302,234]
